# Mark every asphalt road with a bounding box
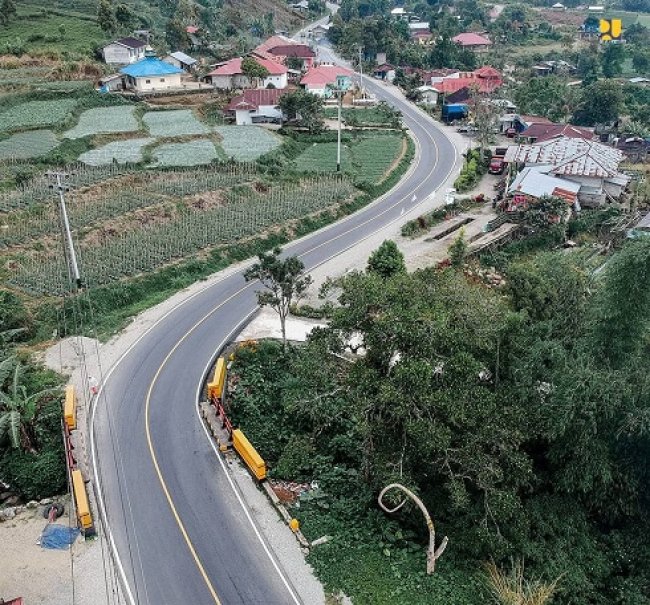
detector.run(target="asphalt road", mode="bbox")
[92,48,458,605]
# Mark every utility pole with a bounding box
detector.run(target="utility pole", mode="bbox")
[336,88,342,172]
[357,45,364,97]
[48,171,82,290]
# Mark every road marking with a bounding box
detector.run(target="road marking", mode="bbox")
[91,75,459,604]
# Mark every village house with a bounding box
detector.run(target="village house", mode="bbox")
[431,66,503,103]
[164,51,198,72]
[452,32,492,52]
[186,26,202,49]
[205,56,288,90]
[311,23,331,40]
[504,136,629,207]
[508,166,581,211]
[373,64,396,82]
[416,85,440,105]
[518,122,594,144]
[120,55,184,93]
[102,37,147,65]
[224,88,288,125]
[411,30,434,44]
[267,44,316,70]
[300,65,353,97]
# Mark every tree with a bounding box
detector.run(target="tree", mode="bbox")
[366,240,406,278]
[166,17,189,50]
[573,80,624,126]
[0,0,16,26]
[241,56,269,87]
[115,3,137,28]
[601,42,625,78]
[279,90,325,134]
[244,247,313,349]
[631,49,650,75]
[468,85,496,151]
[448,229,469,270]
[589,239,650,368]
[0,361,58,452]
[97,0,117,34]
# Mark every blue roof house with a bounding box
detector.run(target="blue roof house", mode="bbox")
[120,55,184,93]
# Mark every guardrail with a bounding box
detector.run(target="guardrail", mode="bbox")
[62,384,95,537]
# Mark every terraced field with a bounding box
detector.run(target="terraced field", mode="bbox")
[215,125,282,160]
[0,98,78,132]
[65,106,140,139]
[78,138,155,166]
[143,110,209,137]
[0,130,60,160]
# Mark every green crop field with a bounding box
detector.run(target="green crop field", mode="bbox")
[293,132,405,182]
[0,130,60,160]
[215,126,282,160]
[0,99,78,132]
[294,142,353,172]
[5,172,356,296]
[152,140,221,166]
[351,134,403,183]
[78,138,155,166]
[64,106,140,139]
[143,110,210,137]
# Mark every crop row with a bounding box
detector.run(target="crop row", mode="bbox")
[0,163,259,247]
[9,177,356,296]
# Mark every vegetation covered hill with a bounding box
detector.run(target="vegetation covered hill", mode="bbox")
[229,234,650,605]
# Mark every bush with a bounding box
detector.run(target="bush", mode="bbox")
[454,148,486,193]
[1,446,66,500]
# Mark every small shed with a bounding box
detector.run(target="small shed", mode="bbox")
[164,51,198,72]
[98,73,124,92]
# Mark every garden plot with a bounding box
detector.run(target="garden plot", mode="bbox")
[0,130,60,160]
[294,142,352,173]
[78,138,155,166]
[215,126,281,161]
[64,106,139,139]
[143,110,209,137]
[0,99,78,132]
[152,139,219,166]
[351,134,403,183]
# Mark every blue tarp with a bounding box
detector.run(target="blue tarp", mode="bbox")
[40,524,80,549]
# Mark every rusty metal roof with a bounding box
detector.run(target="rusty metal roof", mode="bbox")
[504,136,623,178]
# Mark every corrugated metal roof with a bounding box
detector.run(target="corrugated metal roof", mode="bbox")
[503,136,623,178]
[509,167,579,202]
[168,51,197,65]
[120,57,183,77]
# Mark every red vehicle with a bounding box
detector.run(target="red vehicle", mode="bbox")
[488,156,506,175]
[505,127,517,138]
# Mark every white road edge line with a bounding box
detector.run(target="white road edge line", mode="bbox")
[90,91,459,605]
[194,309,303,605]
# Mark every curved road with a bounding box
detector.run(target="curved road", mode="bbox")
[92,52,458,605]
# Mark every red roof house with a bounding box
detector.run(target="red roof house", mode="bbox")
[268,44,316,69]
[206,56,288,90]
[300,65,354,96]
[519,122,595,143]
[452,32,492,50]
[432,66,503,101]
[224,88,289,125]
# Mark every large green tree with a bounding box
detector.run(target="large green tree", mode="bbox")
[279,89,325,133]
[97,0,117,34]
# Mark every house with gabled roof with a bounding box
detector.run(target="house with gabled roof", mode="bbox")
[267,44,316,69]
[452,32,492,51]
[224,88,289,125]
[205,56,288,90]
[300,65,354,97]
[164,51,198,72]
[102,37,147,65]
[504,136,629,207]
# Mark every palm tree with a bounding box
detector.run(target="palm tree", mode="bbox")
[0,360,59,452]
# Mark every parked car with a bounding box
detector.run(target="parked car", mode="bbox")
[445,188,457,205]
[488,157,506,175]
[505,127,517,138]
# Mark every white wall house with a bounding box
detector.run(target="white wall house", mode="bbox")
[102,37,146,65]
[225,89,286,125]
[120,56,184,93]
[206,57,288,90]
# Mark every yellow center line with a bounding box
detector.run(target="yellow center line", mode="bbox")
[142,89,449,603]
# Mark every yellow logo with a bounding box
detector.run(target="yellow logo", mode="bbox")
[600,18,622,41]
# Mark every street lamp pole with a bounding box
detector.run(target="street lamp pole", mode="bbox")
[357,45,364,96]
